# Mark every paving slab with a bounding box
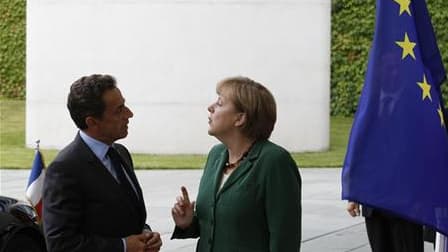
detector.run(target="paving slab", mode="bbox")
[0,168,434,251]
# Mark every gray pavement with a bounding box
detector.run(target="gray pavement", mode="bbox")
[0,168,434,251]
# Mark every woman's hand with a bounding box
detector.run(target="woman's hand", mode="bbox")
[171,186,195,229]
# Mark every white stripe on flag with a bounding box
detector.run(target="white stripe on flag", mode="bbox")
[435,232,448,252]
[25,171,45,205]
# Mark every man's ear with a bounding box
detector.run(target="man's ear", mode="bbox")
[234,113,247,127]
[85,116,98,129]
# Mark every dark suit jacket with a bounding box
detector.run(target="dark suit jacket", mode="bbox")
[362,206,374,217]
[43,133,147,252]
[173,140,302,252]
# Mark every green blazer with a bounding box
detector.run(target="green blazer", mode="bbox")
[173,140,302,252]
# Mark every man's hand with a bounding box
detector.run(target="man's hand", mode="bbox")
[144,231,162,252]
[347,201,360,217]
[171,186,195,229]
[126,233,151,252]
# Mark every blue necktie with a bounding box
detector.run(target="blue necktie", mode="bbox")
[107,147,138,202]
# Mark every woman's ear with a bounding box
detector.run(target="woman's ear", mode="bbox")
[234,112,247,127]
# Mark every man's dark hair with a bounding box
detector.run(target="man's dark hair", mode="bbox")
[67,74,117,129]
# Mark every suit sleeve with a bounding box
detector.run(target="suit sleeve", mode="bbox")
[264,151,302,252]
[43,160,123,252]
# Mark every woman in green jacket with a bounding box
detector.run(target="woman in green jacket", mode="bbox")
[171,76,302,252]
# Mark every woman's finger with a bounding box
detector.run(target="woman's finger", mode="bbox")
[181,186,190,204]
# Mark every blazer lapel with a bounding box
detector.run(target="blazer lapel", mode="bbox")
[212,150,228,199]
[216,140,264,199]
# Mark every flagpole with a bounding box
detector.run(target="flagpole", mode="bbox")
[35,139,40,151]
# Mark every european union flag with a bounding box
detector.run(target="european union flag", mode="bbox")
[341,0,448,236]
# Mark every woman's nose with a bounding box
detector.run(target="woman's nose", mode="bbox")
[207,104,214,113]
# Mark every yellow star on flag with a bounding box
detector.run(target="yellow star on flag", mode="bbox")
[417,74,432,101]
[393,0,412,16]
[438,105,446,127]
[395,32,416,60]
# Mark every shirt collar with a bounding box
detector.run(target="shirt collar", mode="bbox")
[79,130,110,161]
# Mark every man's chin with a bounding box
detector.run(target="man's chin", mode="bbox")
[119,131,128,139]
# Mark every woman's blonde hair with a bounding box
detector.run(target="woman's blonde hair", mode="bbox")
[217,76,277,140]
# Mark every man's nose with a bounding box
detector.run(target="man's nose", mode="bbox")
[126,107,134,118]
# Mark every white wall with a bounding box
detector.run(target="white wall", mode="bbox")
[26,0,331,154]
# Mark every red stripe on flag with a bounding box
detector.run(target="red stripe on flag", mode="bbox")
[34,200,43,219]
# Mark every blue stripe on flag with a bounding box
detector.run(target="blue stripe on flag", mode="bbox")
[27,150,43,187]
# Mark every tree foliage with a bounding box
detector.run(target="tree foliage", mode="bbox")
[0,0,26,98]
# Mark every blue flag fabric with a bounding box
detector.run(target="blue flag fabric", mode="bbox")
[341,0,448,236]
[27,150,44,188]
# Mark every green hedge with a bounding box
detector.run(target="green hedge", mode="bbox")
[331,0,448,116]
[1,0,447,116]
[0,0,26,98]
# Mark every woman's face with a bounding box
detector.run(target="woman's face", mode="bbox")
[207,90,241,138]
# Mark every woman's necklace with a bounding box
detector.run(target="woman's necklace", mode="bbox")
[223,142,255,175]
[223,154,246,174]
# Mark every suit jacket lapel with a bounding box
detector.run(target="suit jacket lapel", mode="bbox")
[84,157,137,208]
[114,145,144,199]
[112,144,146,223]
[119,154,146,221]
[76,135,144,223]
[76,134,120,186]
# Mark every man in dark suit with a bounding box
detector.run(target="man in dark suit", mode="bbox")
[346,100,447,251]
[347,202,423,252]
[43,74,162,252]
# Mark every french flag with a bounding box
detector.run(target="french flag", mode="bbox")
[26,150,45,218]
